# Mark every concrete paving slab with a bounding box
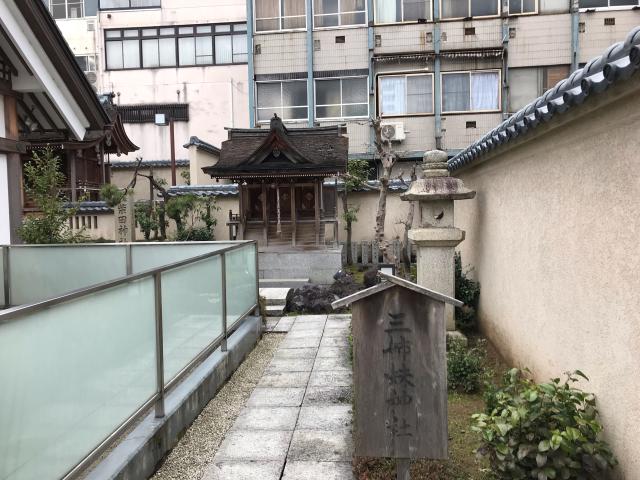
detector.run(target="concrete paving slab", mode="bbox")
[214,430,293,462]
[309,370,353,387]
[234,407,299,431]
[247,387,306,407]
[202,461,283,480]
[289,321,326,331]
[267,357,315,372]
[285,329,324,339]
[298,315,328,321]
[313,356,352,372]
[297,406,353,431]
[322,328,350,338]
[282,461,354,480]
[319,336,350,348]
[273,347,318,359]
[303,386,352,406]
[316,346,350,359]
[259,371,311,388]
[325,317,351,328]
[280,336,322,349]
[259,288,291,305]
[288,429,353,461]
[264,319,279,332]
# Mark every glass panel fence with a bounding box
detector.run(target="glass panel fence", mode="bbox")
[0,277,157,480]
[131,242,234,273]
[161,256,224,382]
[8,246,128,306]
[225,243,258,329]
[0,248,5,307]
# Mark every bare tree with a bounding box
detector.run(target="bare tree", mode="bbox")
[395,164,418,275]
[372,118,401,265]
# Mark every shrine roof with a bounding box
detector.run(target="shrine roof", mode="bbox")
[332,272,463,309]
[203,115,348,179]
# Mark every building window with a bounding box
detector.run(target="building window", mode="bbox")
[256,81,308,122]
[255,0,306,32]
[378,73,434,116]
[99,0,161,9]
[442,70,500,113]
[375,0,431,23]
[509,0,536,14]
[75,55,97,72]
[105,23,247,70]
[579,0,638,7]
[45,0,84,19]
[314,0,367,27]
[441,0,499,18]
[315,77,368,119]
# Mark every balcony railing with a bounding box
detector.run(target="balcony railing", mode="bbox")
[0,241,258,480]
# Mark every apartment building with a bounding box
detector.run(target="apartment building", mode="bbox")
[247,0,640,174]
[43,0,250,178]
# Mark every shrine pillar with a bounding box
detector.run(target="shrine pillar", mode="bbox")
[401,150,476,331]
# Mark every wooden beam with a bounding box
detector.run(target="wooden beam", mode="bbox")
[0,137,25,154]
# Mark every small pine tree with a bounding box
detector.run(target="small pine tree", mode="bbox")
[18,148,86,244]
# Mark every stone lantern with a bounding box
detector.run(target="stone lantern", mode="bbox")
[401,150,476,331]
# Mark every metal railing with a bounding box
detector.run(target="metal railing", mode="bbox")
[0,241,258,480]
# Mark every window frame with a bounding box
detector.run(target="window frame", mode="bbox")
[577,0,640,11]
[439,0,501,20]
[314,76,369,120]
[376,71,435,118]
[440,69,502,114]
[98,0,161,11]
[104,22,248,71]
[313,0,368,29]
[507,0,538,15]
[46,0,85,19]
[75,54,98,72]
[255,80,309,123]
[373,0,433,25]
[254,0,308,34]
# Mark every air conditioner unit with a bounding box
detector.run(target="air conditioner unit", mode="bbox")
[380,122,406,142]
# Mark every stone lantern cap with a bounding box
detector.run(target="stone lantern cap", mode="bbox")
[401,149,476,202]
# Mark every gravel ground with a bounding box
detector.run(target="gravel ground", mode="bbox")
[150,333,284,480]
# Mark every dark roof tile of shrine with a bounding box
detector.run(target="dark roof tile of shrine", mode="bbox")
[204,115,348,179]
[448,26,640,172]
[110,159,190,170]
[183,136,221,156]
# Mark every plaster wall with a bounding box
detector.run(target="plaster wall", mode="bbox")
[441,113,503,151]
[109,165,189,202]
[578,11,640,63]
[336,191,412,243]
[440,18,503,51]
[373,24,435,55]
[253,32,307,74]
[55,18,97,58]
[313,28,368,71]
[507,14,572,67]
[455,79,640,479]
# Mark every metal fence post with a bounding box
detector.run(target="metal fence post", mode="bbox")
[221,252,228,352]
[154,272,165,418]
[2,247,9,309]
[126,244,133,275]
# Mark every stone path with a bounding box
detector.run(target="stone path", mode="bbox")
[203,314,354,480]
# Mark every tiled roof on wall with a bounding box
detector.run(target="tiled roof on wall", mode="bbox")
[110,159,190,169]
[167,184,239,197]
[448,26,640,172]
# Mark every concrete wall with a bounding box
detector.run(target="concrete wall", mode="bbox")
[97,0,249,161]
[454,77,640,479]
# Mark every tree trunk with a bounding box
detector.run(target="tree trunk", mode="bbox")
[342,191,353,264]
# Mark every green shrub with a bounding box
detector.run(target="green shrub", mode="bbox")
[455,252,480,332]
[447,337,488,393]
[472,369,617,480]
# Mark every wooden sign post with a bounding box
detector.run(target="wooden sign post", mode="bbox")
[332,272,463,479]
